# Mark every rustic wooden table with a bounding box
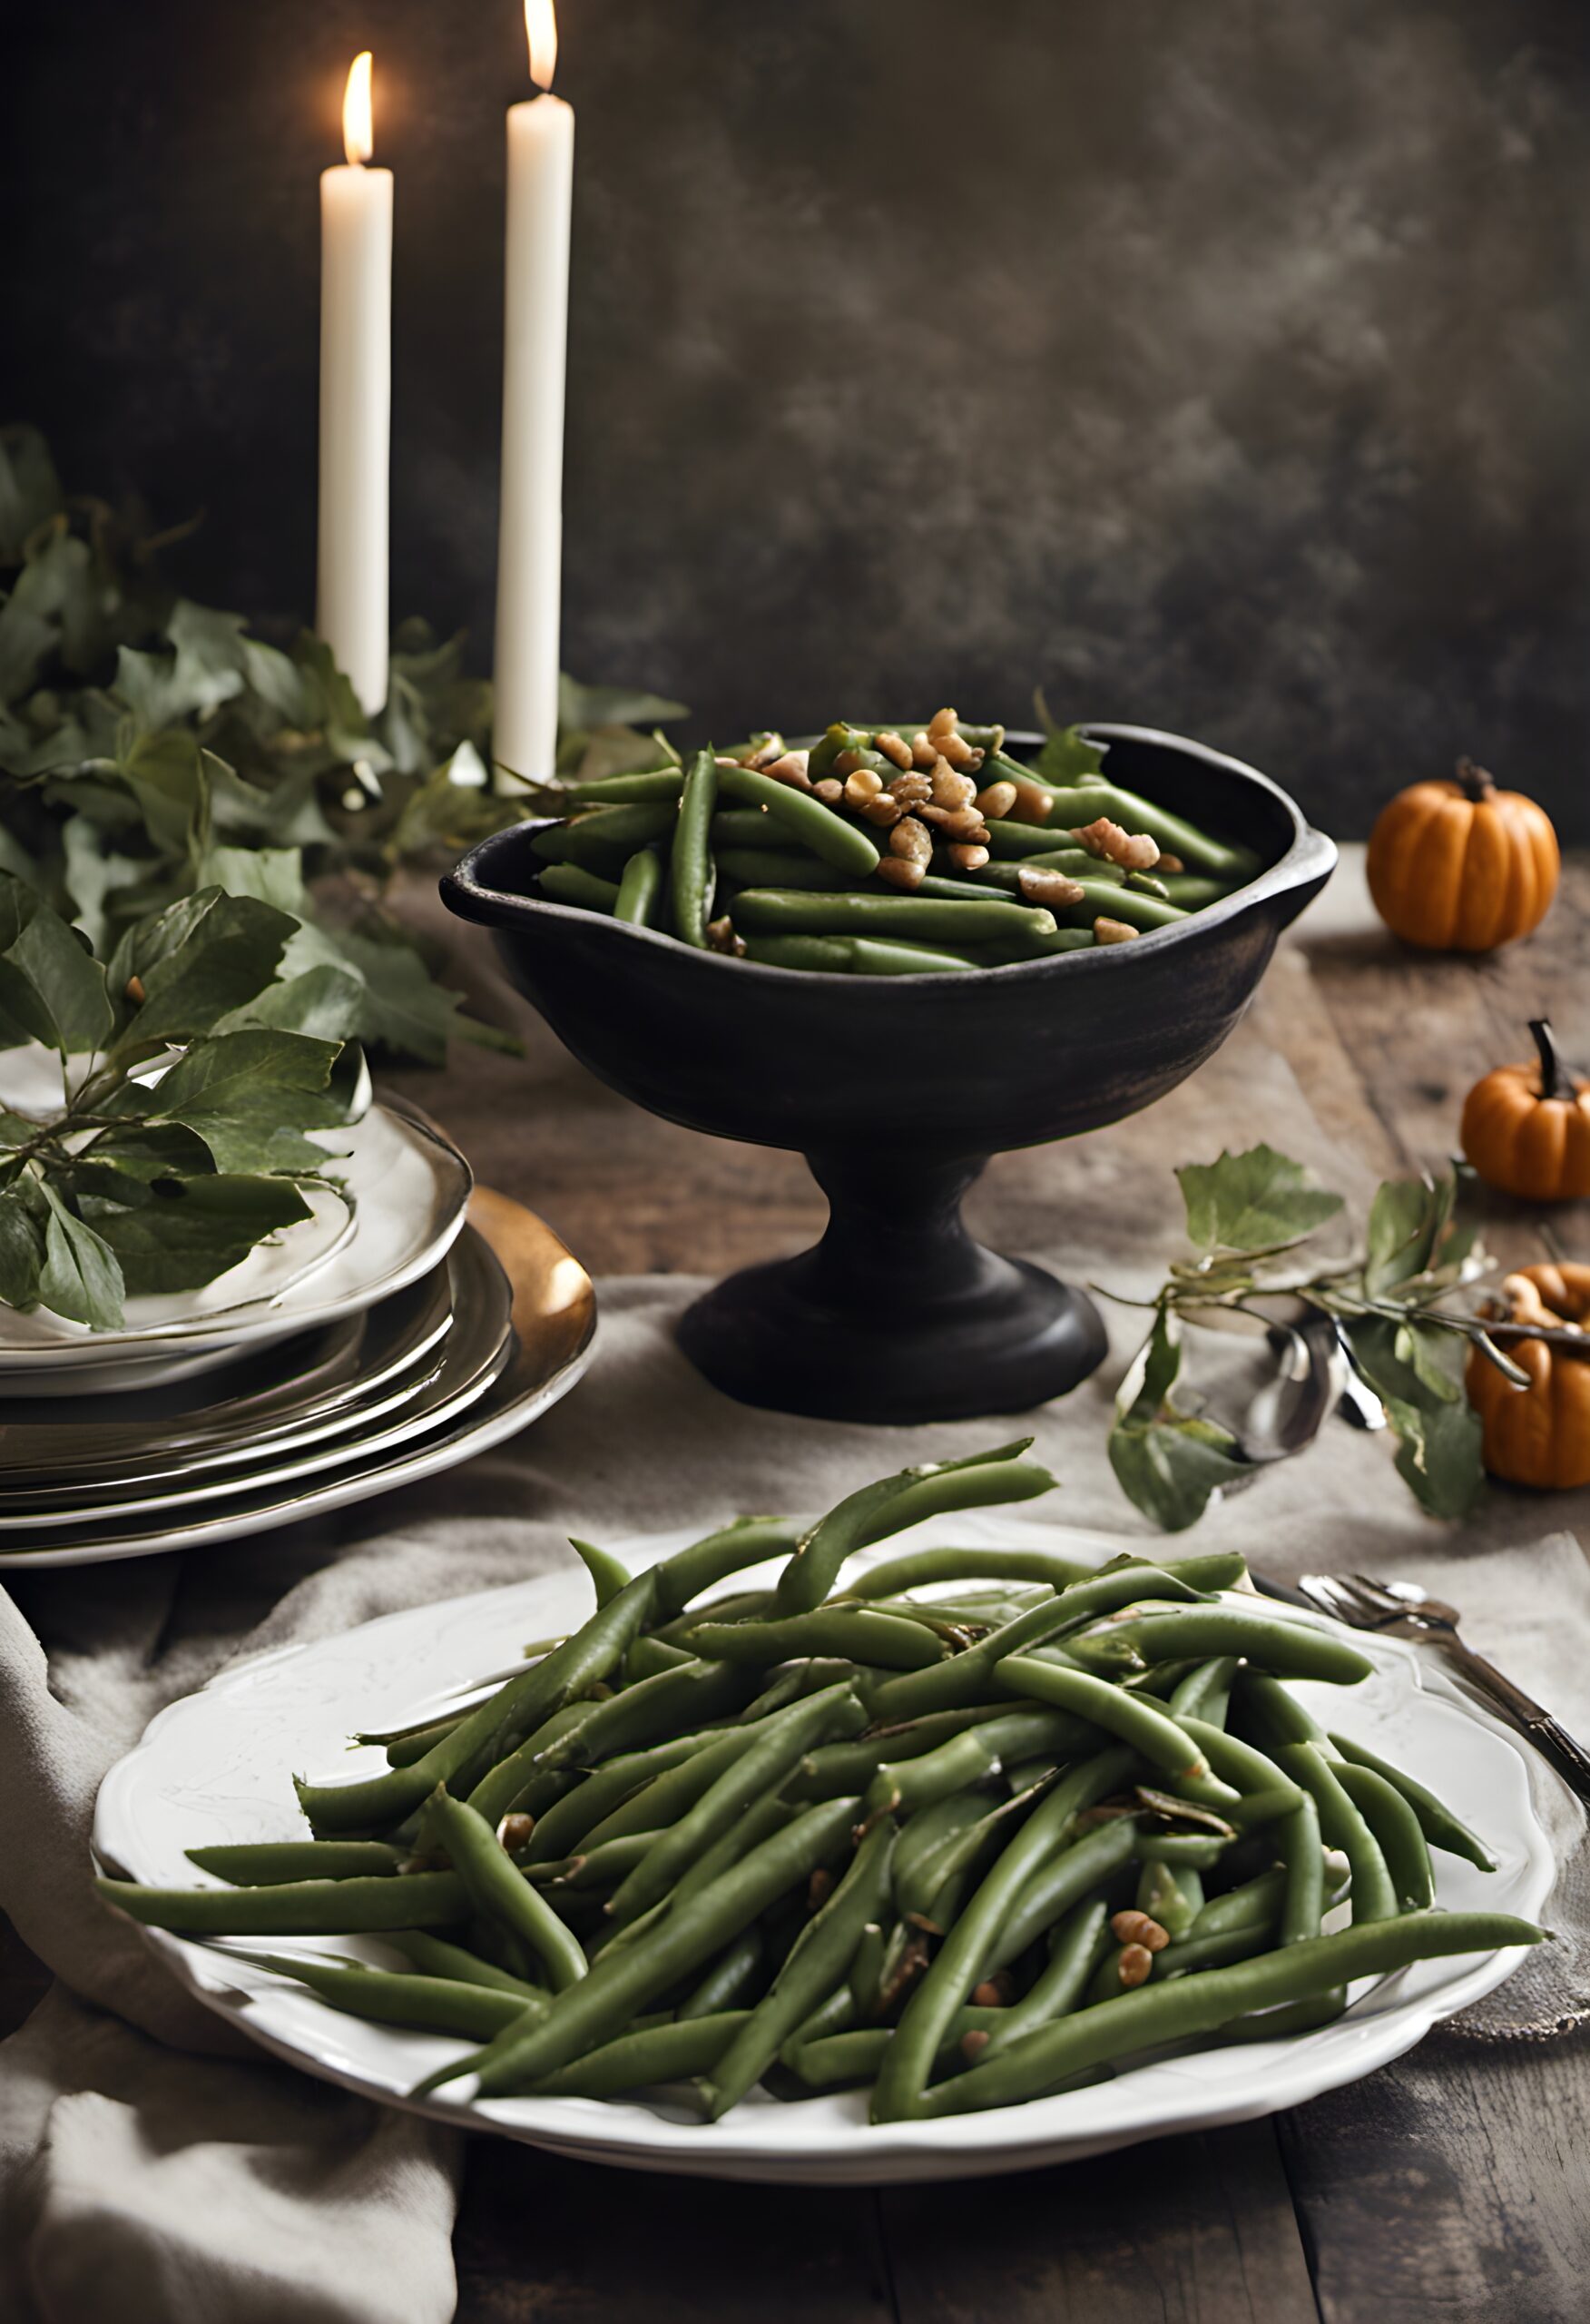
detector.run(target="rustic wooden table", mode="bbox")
[5,846,1589,2322]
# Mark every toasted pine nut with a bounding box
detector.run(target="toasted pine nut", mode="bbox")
[975,781,1018,821]
[808,1869,835,1912]
[937,731,978,769]
[875,729,913,769]
[947,842,989,871]
[1117,1942,1153,1988]
[1007,778,1053,823]
[860,795,903,828]
[761,753,811,789]
[960,2029,992,2062]
[1094,916,1138,944]
[1110,1909,1170,1953]
[930,760,977,810]
[706,915,746,956]
[1158,852,1184,873]
[844,769,884,805]
[834,748,866,776]
[927,706,958,740]
[1018,868,1085,908]
[496,1813,535,1852]
[888,771,933,806]
[813,777,844,804]
[972,1971,1014,2007]
[889,817,934,866]
[909,732,938,769]
[877,855,926,891]
[1071,814,1160,870]
[938,807,990,842]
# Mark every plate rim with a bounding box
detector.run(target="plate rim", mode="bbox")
[91,1516,1556,2181]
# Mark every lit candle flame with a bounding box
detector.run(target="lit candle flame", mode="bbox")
[525,0,558,91]
[342,51,374,165]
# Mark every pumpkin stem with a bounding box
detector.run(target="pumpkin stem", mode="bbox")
[1530,1019,1569,1101]
[1455,756,1497,803]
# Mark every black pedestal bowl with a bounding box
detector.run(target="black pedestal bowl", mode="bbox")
[441,724,1334,1423]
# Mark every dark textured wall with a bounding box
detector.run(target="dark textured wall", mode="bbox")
[7,0,1588,833]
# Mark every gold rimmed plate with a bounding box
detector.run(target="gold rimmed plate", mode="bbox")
[0,1190,596,1567]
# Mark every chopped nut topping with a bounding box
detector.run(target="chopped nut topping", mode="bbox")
[972,1971,1014,2007]
[920,805,988,842]
[833,748,863,776]
[1110,1909,1170,1952]
[706,915,746,956]
[1116,1942,1154,1988]
[1007,777,1054,824]
[1019,868,1085,908]
[947,842,989,871]
[960,2029,992,2062]
[1093,916,1138,944]
[888,771,934,806]
[937,731,983,771]
[124,973,147,1005]
[808,1868,835,1912]
[813,777,845,804]
[496,1812,535,1853]
[927,705,959,741]
[859,794,904,828]
[1070,814,1160,870]
[930,760,978,810]
[909,732,938,770]
[877,856,927,891]
[875,729,914,769]
[844,769,884,805]
[760,752,812,789]
[975,781,1018,821]
[888,817,934,866]
[1157,852,1184,873]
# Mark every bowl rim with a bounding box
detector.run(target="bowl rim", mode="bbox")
[442,721,1337,988]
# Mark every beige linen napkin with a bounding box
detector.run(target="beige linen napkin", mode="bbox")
[3,1275,1586,2319]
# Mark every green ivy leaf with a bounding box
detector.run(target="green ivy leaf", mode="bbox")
[1362,1173,1454,1296]
[109,888,298,1046]
[0,1184,44,1308]
[1176,1145,1345,1256]
[1032,690,1109,785]
[221,964,366,1041]
[1107,1305,1253,1531]
[0,425,64,562]
[0,872,113,1056]
[133,1027,348,1174]
[193,842,309,915]
[91,1173,315,1297]
[39,1178,124,1327]
[1340,1315,1482,1520]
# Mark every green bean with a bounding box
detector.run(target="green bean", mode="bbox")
[849,1922,887,2014]
[776,1441,1050,1619]
[665,1794,798,1915]
[704,1819,896,2116]
[1047,878,1189,932]
[998,774,1261,880]
[709,810,802,851]
[849,1546,1094,1598]
[604,1685,866,1926]
[535,862,621,912]
[530,803,675,865]
[864,1710,1087,1818]
[786,1983,860,2051]
[917,1911,1545,2117]
[874,1748,1142,2120]
[996,1661,1209,1783]
[560,767,683,803]
[969,852,1128,890]
[654,1517,805,1620]
[1143,1918,1277,1982]
[1136,1830,1230,1867]
[424,1787,587,1990]
[1273,1744,1399,1925]
[184,1842,404,1886]
[614,845,666,927]
[967,928,1100,965]
[806,722,882,777]
[383,1717,465,1768]
[741,933,981,975]
[1335,1761,1435,1911]
[1234,1670,1330,1749]
[1137,1857,1202,1938]
[682,1609,947,1671]
[386,1931,548,2000]
[678,1925,766,2020]
[911,872,1026,905]
[980,1896,1114,2059]
[564,1536,630,1609]
[1183,1866,1287,1943]
[1272,1794,1326,1945]
[1175,1718,1305,1827]
[1169,1659,1241,1730]
[670,744,718,947]
[295,1569,661,1835]
[781,2009,1006,2089]
[1327,1734,1497,1871]
[421,1797,860,2095]
[715,763,881,874]
[1160,873,1240,909]
[524,2013,752,2099]
[574,1727,767,1853]
[898,1780,1051,1929]
[97,1872,466,1936]
[234,1952,533,2041]
[532,1834,657,1891]
[623,1635,694,1681]
[718,851,856,892]
[1217,1988,1349,2042]
[889,1792,990,1908]
[983,818,1091,862]
[1068,1608,1375,1688]
[523,1732,715,1864]
[732,890,1056,944]
[471,1659,755,1827]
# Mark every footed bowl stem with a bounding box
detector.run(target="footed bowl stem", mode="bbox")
[675,1148,1107,1424]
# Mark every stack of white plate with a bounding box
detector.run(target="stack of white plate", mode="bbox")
[0,1101,596,1569]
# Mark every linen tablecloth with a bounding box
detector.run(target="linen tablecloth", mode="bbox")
[3,1275,1588,2324]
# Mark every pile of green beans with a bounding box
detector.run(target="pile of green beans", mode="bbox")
[98,1443,1542,2125]
[525,713,1265,975]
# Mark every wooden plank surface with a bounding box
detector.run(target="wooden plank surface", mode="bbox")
[6,845,1590,2322]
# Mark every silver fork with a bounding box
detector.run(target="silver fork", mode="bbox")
[1296,1571,1590,1806]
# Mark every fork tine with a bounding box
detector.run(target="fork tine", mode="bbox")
[1348,1572,1408,1612]
[1297,1572,1360,1620]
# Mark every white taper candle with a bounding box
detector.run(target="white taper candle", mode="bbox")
[317,52,392,717]
[493,2,574,789]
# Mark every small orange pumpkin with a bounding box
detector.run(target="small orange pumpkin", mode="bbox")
[1366,758,1558,951]
[1465,1263,1590,1489]
[1461,1021,1590,1201]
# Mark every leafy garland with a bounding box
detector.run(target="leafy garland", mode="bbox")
[1104,1144,1527,1528]
[0,424,687,1065]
